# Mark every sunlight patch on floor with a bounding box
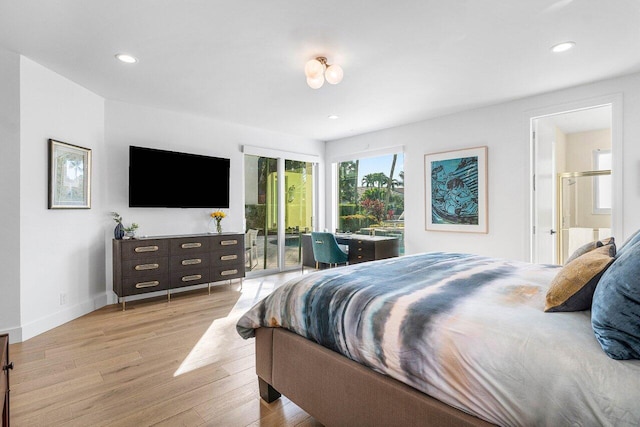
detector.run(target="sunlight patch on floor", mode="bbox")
[174,273,297,377]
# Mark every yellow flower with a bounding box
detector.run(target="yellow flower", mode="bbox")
[210,211,226,220]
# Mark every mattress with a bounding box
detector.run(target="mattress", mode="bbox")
[237,252,640,426]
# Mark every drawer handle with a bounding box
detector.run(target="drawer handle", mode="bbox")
[182,258,202,265]
[182,274,202,282]
[135,281,160,288]
[357,240,363,244]
[220,240,238,246]
[181,242,202,249]
[220,255,238,261]
[221,269,238,276]
[3,362,13,371]
[358,248,362,251]
[135,263,159,271]
[357,255,363,259]
[135,245,159,253]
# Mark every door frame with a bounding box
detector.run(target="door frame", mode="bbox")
[527,93,623,263]
[531,118,558,264]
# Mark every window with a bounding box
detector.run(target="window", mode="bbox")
[593,150,611,214]
[337,152,404,254]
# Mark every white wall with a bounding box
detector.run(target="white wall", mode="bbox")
[0,48,21,339]
[326,72,640,261]
[19,57,106,340]
[104,100,324,303]
[0,55,323,342]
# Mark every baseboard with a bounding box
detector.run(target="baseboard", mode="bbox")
[19,292,109,342]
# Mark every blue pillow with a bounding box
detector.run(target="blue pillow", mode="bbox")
[616,228,640,258]
[591,241,640,359]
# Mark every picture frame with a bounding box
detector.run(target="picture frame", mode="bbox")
[424,146,487,233]
[48,139,92,209]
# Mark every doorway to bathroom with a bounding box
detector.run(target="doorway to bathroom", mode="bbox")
[531,103,616,264]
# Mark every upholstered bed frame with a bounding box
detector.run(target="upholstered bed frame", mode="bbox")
[255,327,493,426]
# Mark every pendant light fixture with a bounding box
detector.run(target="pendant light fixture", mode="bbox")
[304,57,343,89]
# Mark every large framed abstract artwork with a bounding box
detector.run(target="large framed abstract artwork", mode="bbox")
[48,139,92,209]
[424,146,487,233]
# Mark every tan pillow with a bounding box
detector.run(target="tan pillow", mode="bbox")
[545,244,616,312]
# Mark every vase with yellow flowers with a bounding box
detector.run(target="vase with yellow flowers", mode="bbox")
[209,210,226,234]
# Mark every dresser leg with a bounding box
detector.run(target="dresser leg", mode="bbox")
[208,283,211,295]
[122,299,126,311]
[167,290,171,303]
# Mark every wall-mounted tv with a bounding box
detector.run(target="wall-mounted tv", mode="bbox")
[129,146,230,208]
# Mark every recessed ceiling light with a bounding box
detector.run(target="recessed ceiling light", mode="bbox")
[115,53,138,64]
[328,115,339,120]
[551,41,575,53]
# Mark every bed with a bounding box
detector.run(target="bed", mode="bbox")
[236,245,640,426]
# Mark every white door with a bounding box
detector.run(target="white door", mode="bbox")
[532,119,557,264]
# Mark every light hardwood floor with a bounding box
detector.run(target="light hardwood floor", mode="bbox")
[9,271,323,427]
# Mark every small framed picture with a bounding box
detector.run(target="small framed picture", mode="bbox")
[425,146,487,233]
[48,139,92,209]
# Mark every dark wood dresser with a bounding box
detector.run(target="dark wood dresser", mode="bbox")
[1,334,11,427]
[113,233,245,309]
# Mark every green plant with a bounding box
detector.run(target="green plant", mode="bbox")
[339,203,358,216]
[339,213,375,232]
[124,223,139,233]
[245,204,266,231]
[360,198,386,223]
[111,212,122,224]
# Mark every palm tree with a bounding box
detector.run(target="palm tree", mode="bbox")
[361,174,376,188]
[385,154,397,208]
[339,161,358,204]
[362,172,389,189]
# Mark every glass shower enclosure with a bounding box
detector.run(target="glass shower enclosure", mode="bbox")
[557,169,612,264]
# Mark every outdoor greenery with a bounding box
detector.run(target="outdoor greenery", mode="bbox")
[245,204,266,232]
[338,154,404,233]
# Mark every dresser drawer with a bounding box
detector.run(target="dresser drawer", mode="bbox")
[121,259,169,278]
[170,269,211,288]
[169,237,210,254]
[119,239,169,260]
[209,235,243,253]
[349,240,375,263]
[170,253,210,272]
[120,275,170,296]
[211,261,244,281]
[210,251,242,265]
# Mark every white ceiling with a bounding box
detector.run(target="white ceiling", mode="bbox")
[1,1,639,141]
[540,105,612,134]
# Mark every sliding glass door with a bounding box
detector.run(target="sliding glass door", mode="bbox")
[244,155,278,272]
[244,151,316,275]
[282,160,314,268]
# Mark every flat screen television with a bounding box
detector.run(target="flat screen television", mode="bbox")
[129,146,230,208]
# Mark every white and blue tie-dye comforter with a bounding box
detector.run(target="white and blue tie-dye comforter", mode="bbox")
[236,252,640,426]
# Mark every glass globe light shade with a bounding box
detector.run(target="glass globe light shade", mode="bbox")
[551,41,575,53]
[306,75,325,89]
[304,59,325,79]
[325,64,344,84]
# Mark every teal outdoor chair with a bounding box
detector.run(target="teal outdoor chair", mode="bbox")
[310,232,349,269]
